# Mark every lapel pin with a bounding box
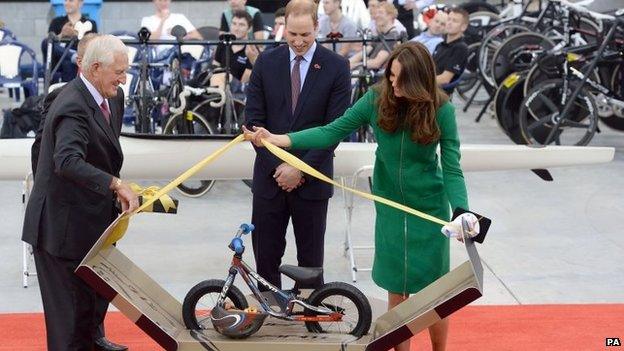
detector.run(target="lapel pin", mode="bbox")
[314,63,321,70]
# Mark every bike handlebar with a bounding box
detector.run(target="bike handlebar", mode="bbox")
[229,223,255,255]
[558,0,615,21]
[169,86,226,115]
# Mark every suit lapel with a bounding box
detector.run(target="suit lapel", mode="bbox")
[291,46,323,128]
[75,79,123,157]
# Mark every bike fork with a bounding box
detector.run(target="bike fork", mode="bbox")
[217,268,238,307]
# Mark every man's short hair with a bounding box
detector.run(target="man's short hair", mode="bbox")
[232,9,253,27]
[77,33,98,58]
[448,7,469,25]
[285,0,319,25]
[378,1,398,19]
[275,7,286,18]
[82,35,128,69]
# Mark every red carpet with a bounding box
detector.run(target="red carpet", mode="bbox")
[0,304,622,350]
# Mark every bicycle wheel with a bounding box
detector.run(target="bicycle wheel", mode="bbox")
[493,72,528,144]
[457,43,490,105]
[304,282,372,337]
[599,63,624,131]
[478,24,529,92]
[182,279,249,330]
[491,32,555,87]
[162,111,217,197]
[518,79,598,145]
[193,96,246,134]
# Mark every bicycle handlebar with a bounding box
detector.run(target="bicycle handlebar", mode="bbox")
[558,0,615,21]
[169,86,226,115]
[229,223,254,255]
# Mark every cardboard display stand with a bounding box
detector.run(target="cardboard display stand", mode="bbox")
[77,215,484,351]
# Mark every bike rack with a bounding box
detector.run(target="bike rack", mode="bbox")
[76,214,486,351]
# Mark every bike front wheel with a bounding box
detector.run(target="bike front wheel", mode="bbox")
[304,282,372,337]
[182,279,249,330]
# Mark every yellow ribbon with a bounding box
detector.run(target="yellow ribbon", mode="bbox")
[104,134,245,246]
[129,184,177,213]
[262,140,450,227]
[104,134,452,247]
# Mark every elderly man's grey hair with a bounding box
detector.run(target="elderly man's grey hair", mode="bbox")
[81,34,128,70]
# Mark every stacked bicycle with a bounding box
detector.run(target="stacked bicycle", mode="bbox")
[449,0,622,146]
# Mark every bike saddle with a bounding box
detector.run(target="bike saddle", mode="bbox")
[279,265,323,286]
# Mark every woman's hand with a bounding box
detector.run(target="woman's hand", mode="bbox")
[242,125,292,148]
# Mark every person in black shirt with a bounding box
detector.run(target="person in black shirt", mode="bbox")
[220,0,265,40]
[247,0,289,13]
[393,0,416,39]
[211,10,256,89]
[433,7,469,94]
[43,0,98,82]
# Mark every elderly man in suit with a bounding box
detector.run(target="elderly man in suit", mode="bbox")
[30,33,130,351]
[245,0,351,290]
[22,35,139,351]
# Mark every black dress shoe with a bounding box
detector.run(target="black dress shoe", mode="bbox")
[94,337,128,351]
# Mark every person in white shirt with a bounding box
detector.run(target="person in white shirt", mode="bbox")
[318,0,370,29]
[140,0,201,56]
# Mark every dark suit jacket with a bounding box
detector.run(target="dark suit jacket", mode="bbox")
[31,87,62,176]
[245,44,351,200]
[22,78,125,260]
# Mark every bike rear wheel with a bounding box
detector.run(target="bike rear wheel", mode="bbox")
[163,110,217,197]
[304,282,372,337]
[182,279,249,330]
[519,79,598,145]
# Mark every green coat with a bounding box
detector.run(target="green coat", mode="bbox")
[289,89,469,294]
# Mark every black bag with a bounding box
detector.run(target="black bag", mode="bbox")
[0,95,44,138]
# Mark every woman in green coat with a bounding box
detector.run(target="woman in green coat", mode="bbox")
[244,42,468,351]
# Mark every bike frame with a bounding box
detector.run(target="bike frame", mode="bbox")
[216,248,341,323]
[544,17,623,144]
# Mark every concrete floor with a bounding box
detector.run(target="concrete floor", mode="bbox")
[1,94,623,314]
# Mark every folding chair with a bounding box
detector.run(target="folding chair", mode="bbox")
[341,165,374,282]
[0,40,39,102]
[0,27,17,42]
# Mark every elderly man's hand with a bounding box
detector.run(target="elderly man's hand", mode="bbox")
[112,179,140,213]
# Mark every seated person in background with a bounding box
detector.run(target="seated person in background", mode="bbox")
[220,0,265,40]
[367,0,406,36]
[349,1,399,70]
[211,10,256,90]
[43,0,97,82]
[411,10,446,53]
[268,7,286,41]
[318,0,371,30]
[318,0,358,57]
[433,7,469,94]
[141,0,201,57]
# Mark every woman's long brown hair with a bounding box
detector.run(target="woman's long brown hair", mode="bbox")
[376,42,448,144]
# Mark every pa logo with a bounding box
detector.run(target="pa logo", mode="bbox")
[606,337,621,347]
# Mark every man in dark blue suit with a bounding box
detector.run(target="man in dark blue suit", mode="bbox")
[245,0,351,290]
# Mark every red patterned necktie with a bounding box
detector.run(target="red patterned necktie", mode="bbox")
[100,100,110,125]
[291,55,303,114]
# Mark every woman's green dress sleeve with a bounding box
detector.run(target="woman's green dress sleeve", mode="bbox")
[289,90,375,149]
[439,102,469,211]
